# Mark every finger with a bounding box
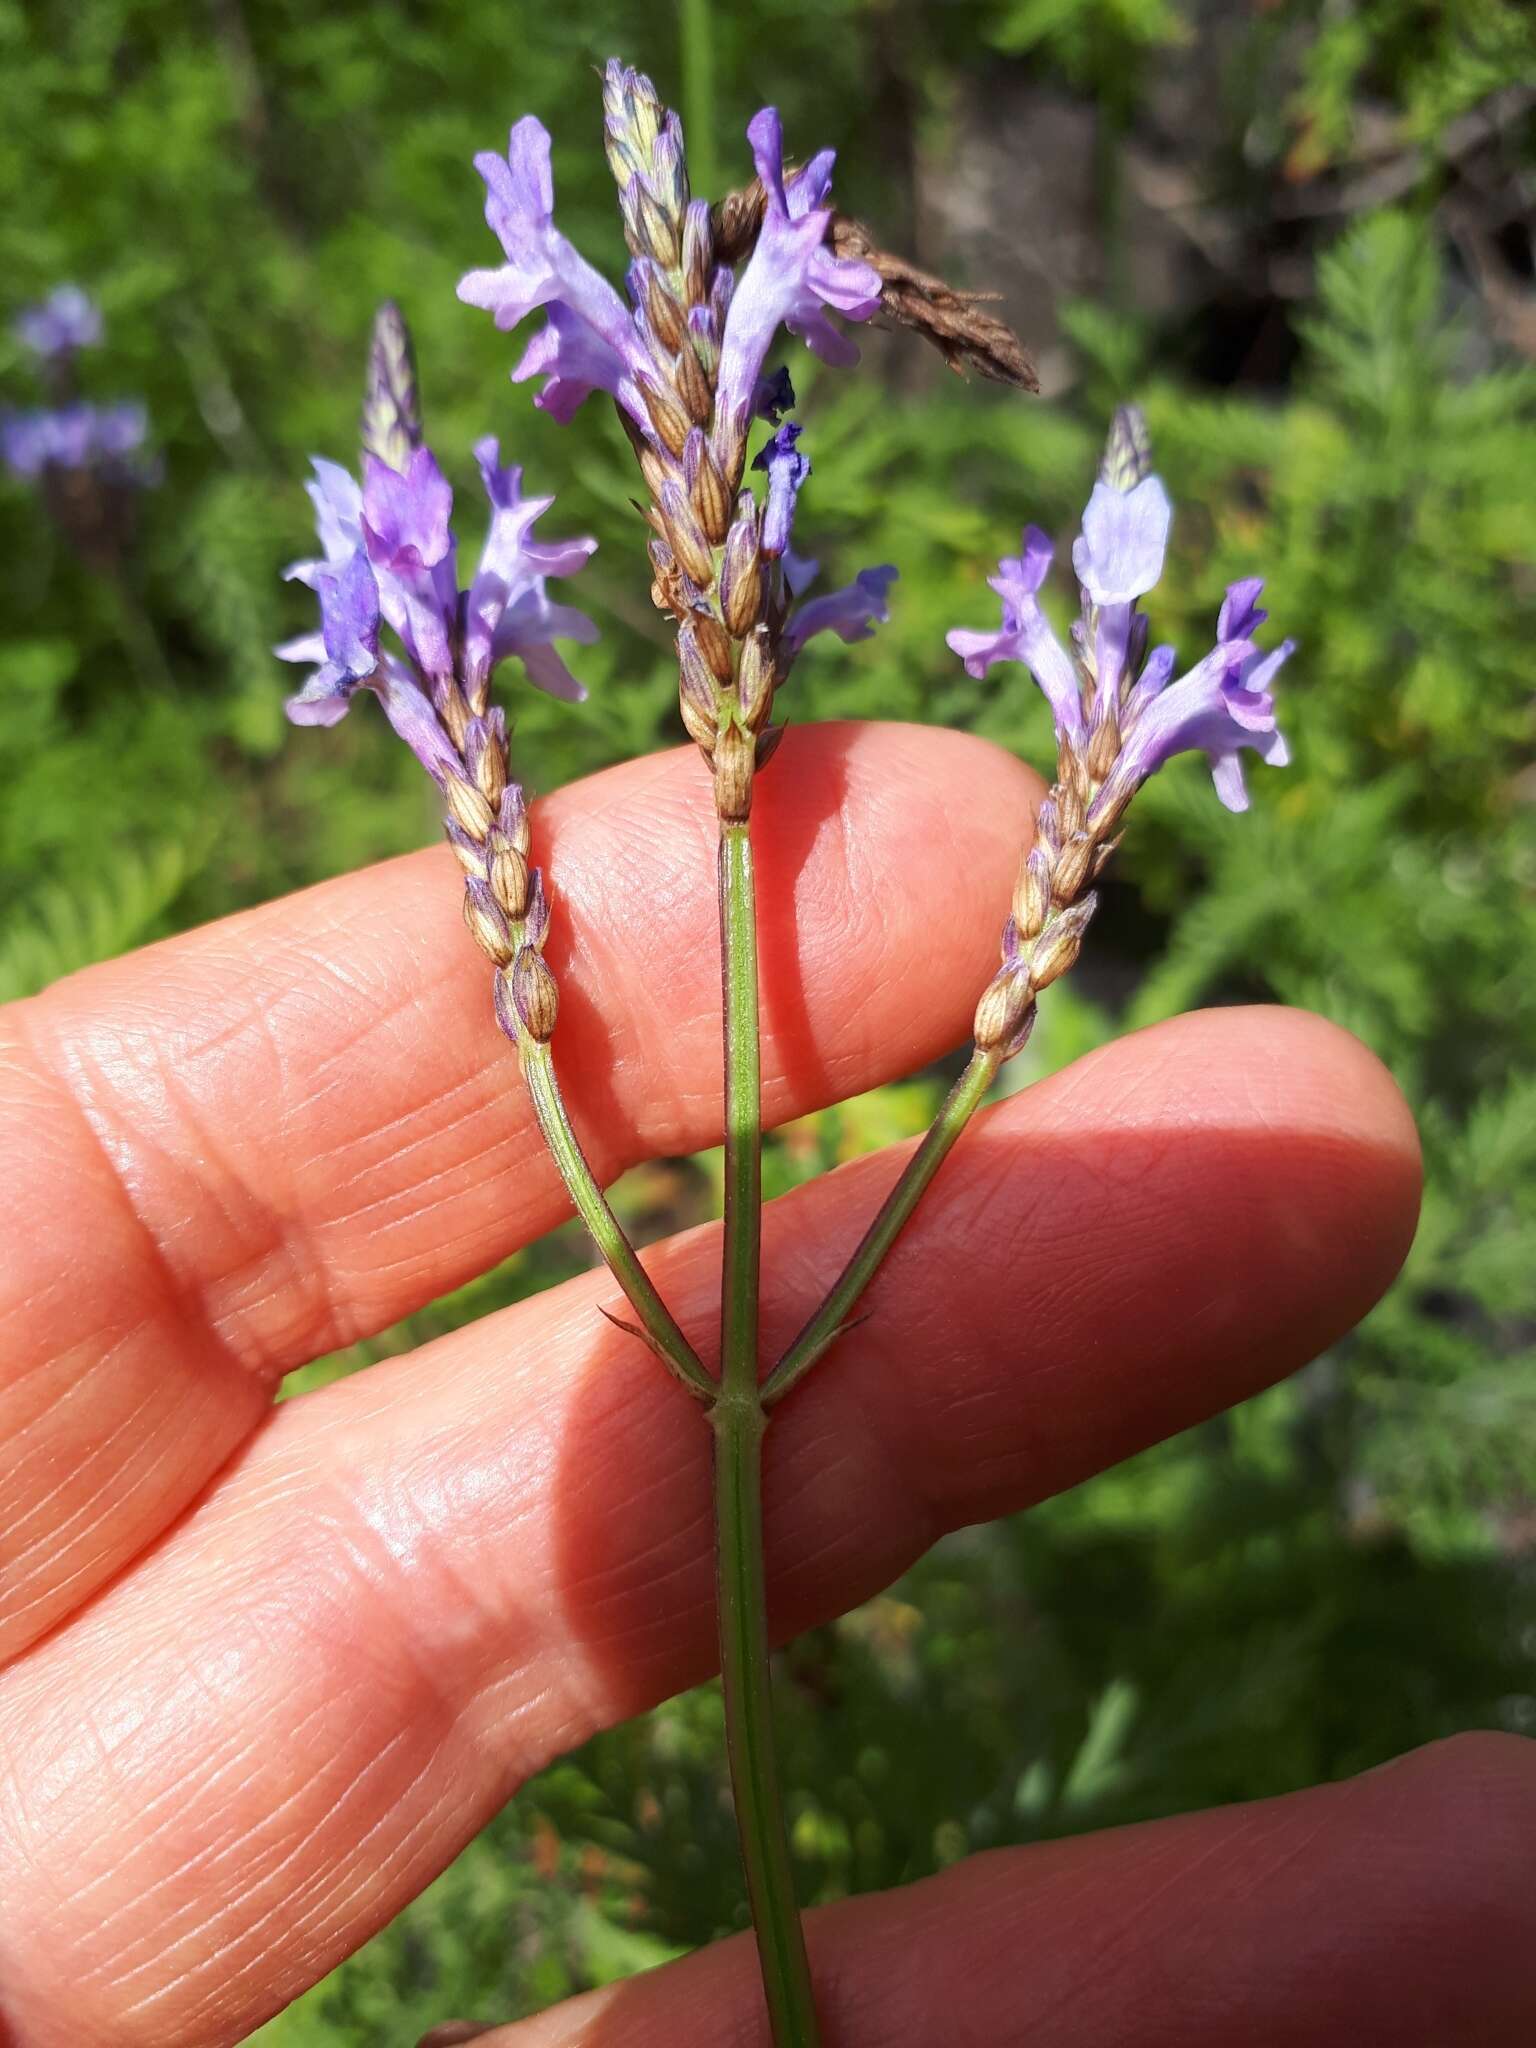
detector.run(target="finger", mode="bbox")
[476,1734,1536,2048]
[0,721,1033,1656]
[0,1009,1420,2045]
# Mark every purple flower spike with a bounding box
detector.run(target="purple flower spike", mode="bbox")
[946,526,1085,743]
[753,421,811,558]
[783,562,897,658]
[713,108,881,447]
[463,437,599,702]
[951,410,1293,811]
[1,400,152,482]
[458,117,649,427]
[14,285,102,360]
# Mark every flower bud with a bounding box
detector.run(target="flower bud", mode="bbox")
[1085,701,1121,781]
[737,627,774,729]
[678,625,722,745]
[443,771,494,843]
[1050,832,1096,904]
[713,720,755,822]
[510,945,559,1042]
[673,338,713,426]
[1027,894,1097,992]
[445,823,486,878]
[685,429,733,546]
[463,878,514,966]
[489,843,529,920]
[643,266,689,354]
[1012,845,1052,940]
[636,187,680,270]
[661,482,714,588]
[682,200,713,306]
[693,609,735,682]
[973,968,1033,1053]
[719,498,762,637]
[497,783,531,858]
[464,715,506,807]
[642,379,692,459]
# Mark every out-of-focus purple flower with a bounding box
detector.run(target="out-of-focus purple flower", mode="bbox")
[753,421,810,558]
[458,117,649,426]
[712,108,881,445]
[463,437,598,703]
[14,286,102,360]
[782,560,897,659]
[947,408,1292,812]
[947,527,1085,742]
[1,400,152,483]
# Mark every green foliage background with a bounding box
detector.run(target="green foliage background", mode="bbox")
[2,0,1534,2036]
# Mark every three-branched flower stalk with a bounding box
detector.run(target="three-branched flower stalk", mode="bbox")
[281,65,1291,2048]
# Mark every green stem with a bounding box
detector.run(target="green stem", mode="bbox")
[677,0,718,196]
[719,823,761,1403]
[762,1046,1002,1407]
[521,1038,714,1401]
[716,819,820,2046]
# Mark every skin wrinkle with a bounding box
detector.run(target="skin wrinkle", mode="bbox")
[25,1005,325,1385]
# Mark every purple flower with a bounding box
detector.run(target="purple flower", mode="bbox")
[463,437,598,703]
[946,527,1084,742]
[512,303,631,425]
[279,549,464,783]
[1,400,152,483]
[458,117,649,426]
[782,560,898,659]
[948,409,1292,811]
[1113,608,1293,813]
[752,421,810,558]
[14,286,102,360]
[281,426,599,768]
[360,447,459,686]
[712,109,881,446]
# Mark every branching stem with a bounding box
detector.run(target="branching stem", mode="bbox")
[762,1046,1002,1406]
[520,1038,714,1400]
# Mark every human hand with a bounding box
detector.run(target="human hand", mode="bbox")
[1,723,1527,2046]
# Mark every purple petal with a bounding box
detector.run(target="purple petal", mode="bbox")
[1071,476,1172,606]
[713,107,881,433]
[948,527,1084,741]
[463,436,597,698]
[783,564,897,657]
[458,117,649,428]
[752,420,811,558]
[1218,577,1268,644]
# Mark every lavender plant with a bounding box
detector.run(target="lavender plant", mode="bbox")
[280,61,1290,2047]
[2,286,157,575]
